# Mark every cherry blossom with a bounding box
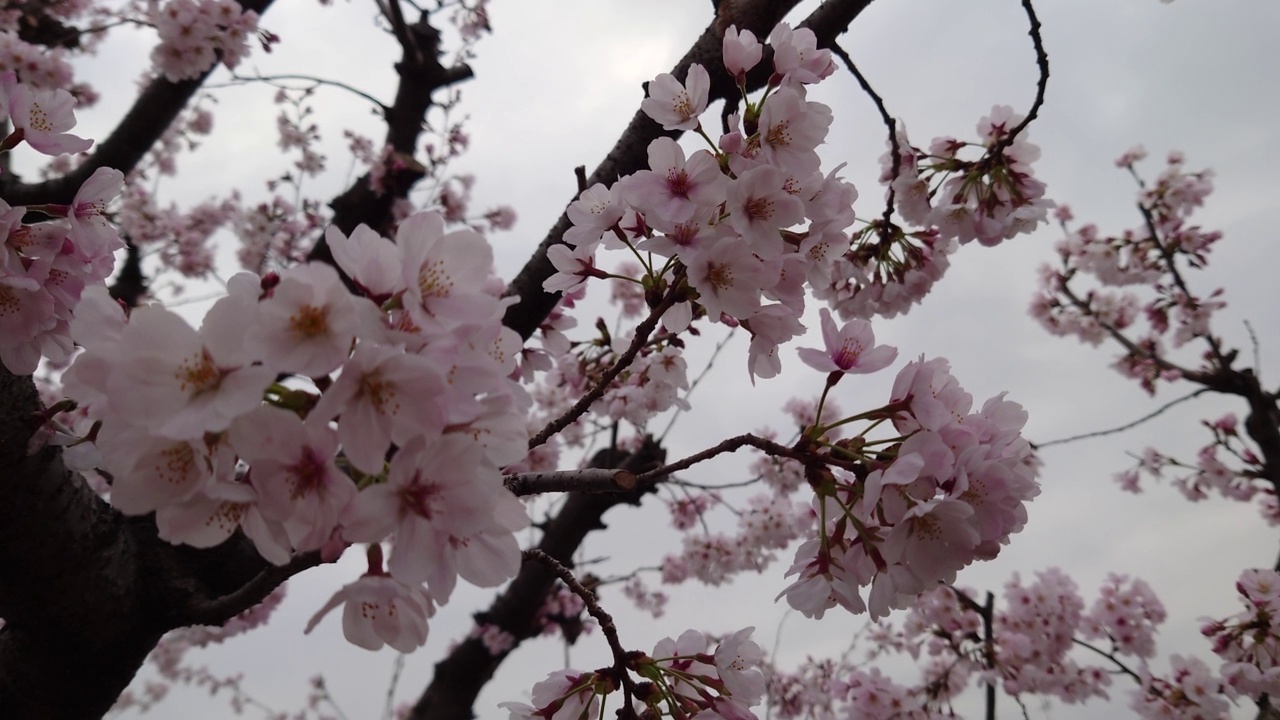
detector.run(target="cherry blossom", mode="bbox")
[722,25,762,82]
[341,434,527,602]
[230,405,354,552]
[97,302,275,441]
[305,555,435,653]
[309,341,447,474]
[0,71,92,155]
[796,308,897,376]
[641,63,710,131]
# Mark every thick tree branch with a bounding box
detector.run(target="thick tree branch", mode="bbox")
[500,0,876,342]
[0,0,277,206]
[311,7,474,264]
[0,365,324,718]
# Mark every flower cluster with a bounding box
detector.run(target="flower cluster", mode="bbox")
[1202,568,1280,701]
[59,209,532,651]
[1114,413,1270,523]
[150,0,262,82]
[1030,151,1225,393]
[1130,655,1230,720]
[547,23,1047,383]
[0,71,123,373]
[502,627,766,720]
[995,569,1109,701]
[780,354,1039,621]
[815,106,1051,322]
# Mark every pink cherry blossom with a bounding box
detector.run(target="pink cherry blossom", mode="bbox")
[230,405,355,553]
[96,421,217,514]
[67,166,126,260]
[617,138,726,230]
[563,182,625,247]
[310,341,447,474]
[1,72,93,155]
[796,308,897,375]
[743,303,805,381]
[104,303,275,440]
[324,223,403,302]
[249,262,360,377]
[768,24,835,85]
[757,87,832,175]
[722,25,762,82]
[154,476,293,565]
[641,63,709,131]
[499,670,599,720]
[305,571,434,653]
[714,627,767,704]
[726,165,805,255]
[684,235,778,321]
[397,211,501,330]
[544,241,600,294]
[341,435,524,601]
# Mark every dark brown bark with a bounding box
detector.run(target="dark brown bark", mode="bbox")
[0,367,311,719]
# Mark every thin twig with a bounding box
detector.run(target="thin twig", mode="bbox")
[1033,388,1211,449]
[1071,638,1143,684]
[213,72,389,112]
[529,280,682,450]
[1245,319,1262,375]
[830,41,898,235]
[634,433,811,485]
[384,654,406,720]
[524,549,638,713]
[995,0,1049,150]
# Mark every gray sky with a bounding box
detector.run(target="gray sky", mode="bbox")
[93,0,1280,718]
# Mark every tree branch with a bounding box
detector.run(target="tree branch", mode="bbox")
[500,0,876,342]
[504,468,638,496]
[0,0,278,206]
[408,438,666,720]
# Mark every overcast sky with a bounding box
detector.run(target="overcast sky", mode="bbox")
[90,0,1280,718]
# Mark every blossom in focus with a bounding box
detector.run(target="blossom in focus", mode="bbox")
[796,308,897,376]
[642,63,710,131]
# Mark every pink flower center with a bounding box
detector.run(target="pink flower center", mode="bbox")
[176,349,225,396]
[706,262,733,291]
[159,443,197,485]
[359,372,396,413]
[289,447,330,499]
[766,120,791,149]
[744,196,773,223]
[418,259,452,300]
[399,476,442,519]
[665,169,692,198]
[290,304,330,338]
[832,340,862,370]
